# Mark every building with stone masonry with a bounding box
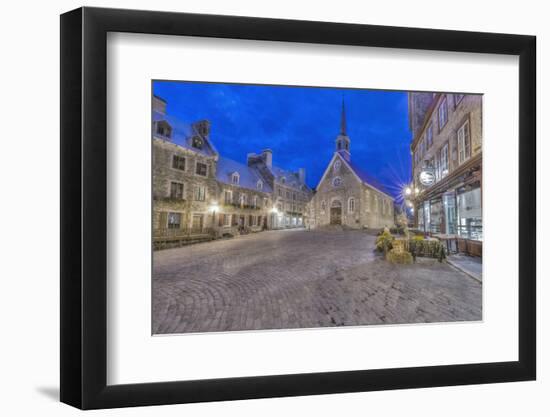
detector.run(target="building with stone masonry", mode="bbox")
[152,95,311,247]
[311,102,395,229]
[408,92,483,256]
[247,150,313,229]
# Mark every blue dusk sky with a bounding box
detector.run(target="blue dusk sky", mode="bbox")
[153,81,413,200]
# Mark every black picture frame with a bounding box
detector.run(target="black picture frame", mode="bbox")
[60,6,536,410]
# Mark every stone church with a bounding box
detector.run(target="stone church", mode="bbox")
[311,102,395,229]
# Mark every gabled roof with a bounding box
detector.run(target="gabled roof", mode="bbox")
[216,157,273,193]
[317,151,394,200]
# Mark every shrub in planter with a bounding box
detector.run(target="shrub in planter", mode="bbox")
[376,230,394,254]
[408,238,446,262]
[386,248,413,264]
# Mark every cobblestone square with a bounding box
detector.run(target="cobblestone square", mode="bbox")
[153,229,482,334]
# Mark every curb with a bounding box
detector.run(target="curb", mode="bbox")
[446,259,482,284]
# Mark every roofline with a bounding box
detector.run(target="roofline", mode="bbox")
[153,94,167,103]
[316,152,394,200]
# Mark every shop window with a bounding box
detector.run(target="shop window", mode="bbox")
[457,187,482,240]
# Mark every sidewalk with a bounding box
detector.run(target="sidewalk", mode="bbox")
[446,254,482,283]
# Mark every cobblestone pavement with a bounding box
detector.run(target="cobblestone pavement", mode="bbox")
[153,229,482,334]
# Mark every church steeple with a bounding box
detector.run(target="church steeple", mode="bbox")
[335,99,351,160]
[340,99,347,135]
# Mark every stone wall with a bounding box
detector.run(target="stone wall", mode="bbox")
[412,93,483,186]
[152,138,218,230]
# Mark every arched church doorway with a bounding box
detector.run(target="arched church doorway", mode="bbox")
[330,200,342,225]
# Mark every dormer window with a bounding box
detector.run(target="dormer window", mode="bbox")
[256,180,263,190]
[280,177,286,184]
[155,120,172,138]
[231,172,240,185]
[192,136,203,149]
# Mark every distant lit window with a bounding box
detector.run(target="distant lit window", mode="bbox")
[167,212,181,229]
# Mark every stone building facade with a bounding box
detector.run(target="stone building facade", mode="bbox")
[409,92,483,255]
[311,103,395,229]
[247,150,313,229]
[152,95,310,246]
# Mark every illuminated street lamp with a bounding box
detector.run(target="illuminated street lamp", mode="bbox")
[404,187,412,196]
[209,201,219,226]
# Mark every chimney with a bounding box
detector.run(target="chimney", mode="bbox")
[153,95,167,115]
[247,152,260,167]
[192,120,211,138]
[261,149,273,168]
[298,168,306,184]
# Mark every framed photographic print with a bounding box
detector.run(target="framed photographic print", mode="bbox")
[60,6,536,409]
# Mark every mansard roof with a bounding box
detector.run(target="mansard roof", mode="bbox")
[152,110,218,157]
[270,166,310,192]
[216,156,273,193]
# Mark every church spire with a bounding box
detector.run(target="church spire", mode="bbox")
[335,99,351,160]
[340,99,347,135]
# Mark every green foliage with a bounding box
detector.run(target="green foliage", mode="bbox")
[376,230,394,254]
[389,226,405,235]
[386,249,413,264]
[408,238,447,262]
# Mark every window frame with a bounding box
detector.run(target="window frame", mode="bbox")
[195,161,208,177]
[438,96,449,131]
[171,154,186,171]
